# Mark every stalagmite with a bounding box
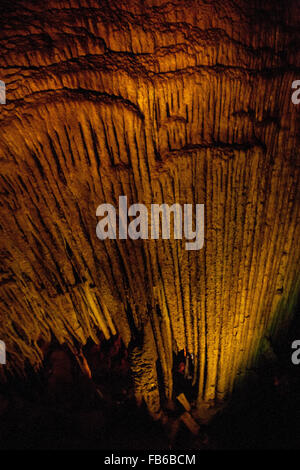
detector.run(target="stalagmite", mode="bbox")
[0,0,299,422]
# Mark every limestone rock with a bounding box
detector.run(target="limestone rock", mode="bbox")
[0,0,299,418]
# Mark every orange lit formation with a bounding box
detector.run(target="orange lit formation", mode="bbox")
[0,0,299,421]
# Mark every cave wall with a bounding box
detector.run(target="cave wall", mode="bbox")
[0,0,299,418]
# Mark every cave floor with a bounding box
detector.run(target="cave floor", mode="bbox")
[0,360,299,450]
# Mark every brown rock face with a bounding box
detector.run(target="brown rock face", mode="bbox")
[0,0,299,418]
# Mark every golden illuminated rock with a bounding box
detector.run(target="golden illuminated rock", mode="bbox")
[0,0,299,419]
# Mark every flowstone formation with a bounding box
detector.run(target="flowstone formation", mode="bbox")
[0,0,299,420]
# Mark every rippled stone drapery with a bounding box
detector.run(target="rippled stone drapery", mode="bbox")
[0,0,299,419]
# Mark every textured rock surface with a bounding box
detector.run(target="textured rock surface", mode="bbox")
[0,0,299,418]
